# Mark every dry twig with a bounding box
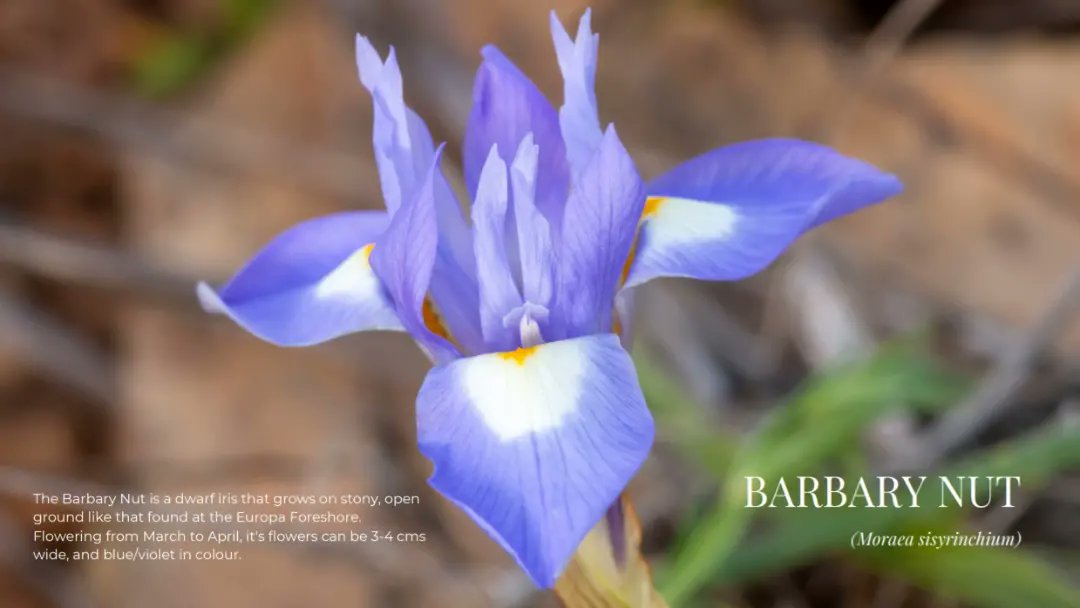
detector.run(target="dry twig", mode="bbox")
[898,266,1080,470]
[0,222,195,300]
[824,0,947,140]
[0,285,115,405]
[0,69,377,201]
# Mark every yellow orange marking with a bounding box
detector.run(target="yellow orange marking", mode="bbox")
[642,196,666,219]
[422,298,453,342]
[618,197,667,287]
[360,243,375,262]
[498,345,539,365]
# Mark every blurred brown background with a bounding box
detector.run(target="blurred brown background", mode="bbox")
[1,0,1079,607]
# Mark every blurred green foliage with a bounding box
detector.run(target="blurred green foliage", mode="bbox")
[132,0,280,98]
[636,339,1080,607]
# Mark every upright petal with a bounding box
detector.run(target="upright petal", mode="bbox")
[550,9,602,180]
[472,146,522,351]
[510,134,555,308]
[555,126,645,339]
[463,46,569,223]
[427,191,486,355]
[357,36,483,353]
[371,149,461,364]
[416,334,654,588]
[197,212,401,346]
[356,36,421,213]
[622,138,903,288]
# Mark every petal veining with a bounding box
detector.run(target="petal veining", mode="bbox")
[463,45,569,223]
[510,134,556,309]
[550,9,602,180]
[197,211,401,346]
[472,145,523,351]
[622,138,902,288]
[357,37,481,353]
[555,126,645,339]
[371,149,461,363]
[416,334,654,588]
[356,36,422,212]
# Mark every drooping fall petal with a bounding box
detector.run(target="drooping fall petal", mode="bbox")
[415,334,654,588]
[197,211,401,346]
[622,138,902,289]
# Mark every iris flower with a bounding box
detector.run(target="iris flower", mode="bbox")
[197,9,901,588]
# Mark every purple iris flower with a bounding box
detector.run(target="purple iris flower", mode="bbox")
[197,9,901,588]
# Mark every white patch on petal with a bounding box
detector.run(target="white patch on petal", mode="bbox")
[313,244,378,301]
[460,340,587,441]
[644,196,738,250]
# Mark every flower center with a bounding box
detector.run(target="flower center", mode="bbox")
[519,310,544,348]
[503,302,549,349]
